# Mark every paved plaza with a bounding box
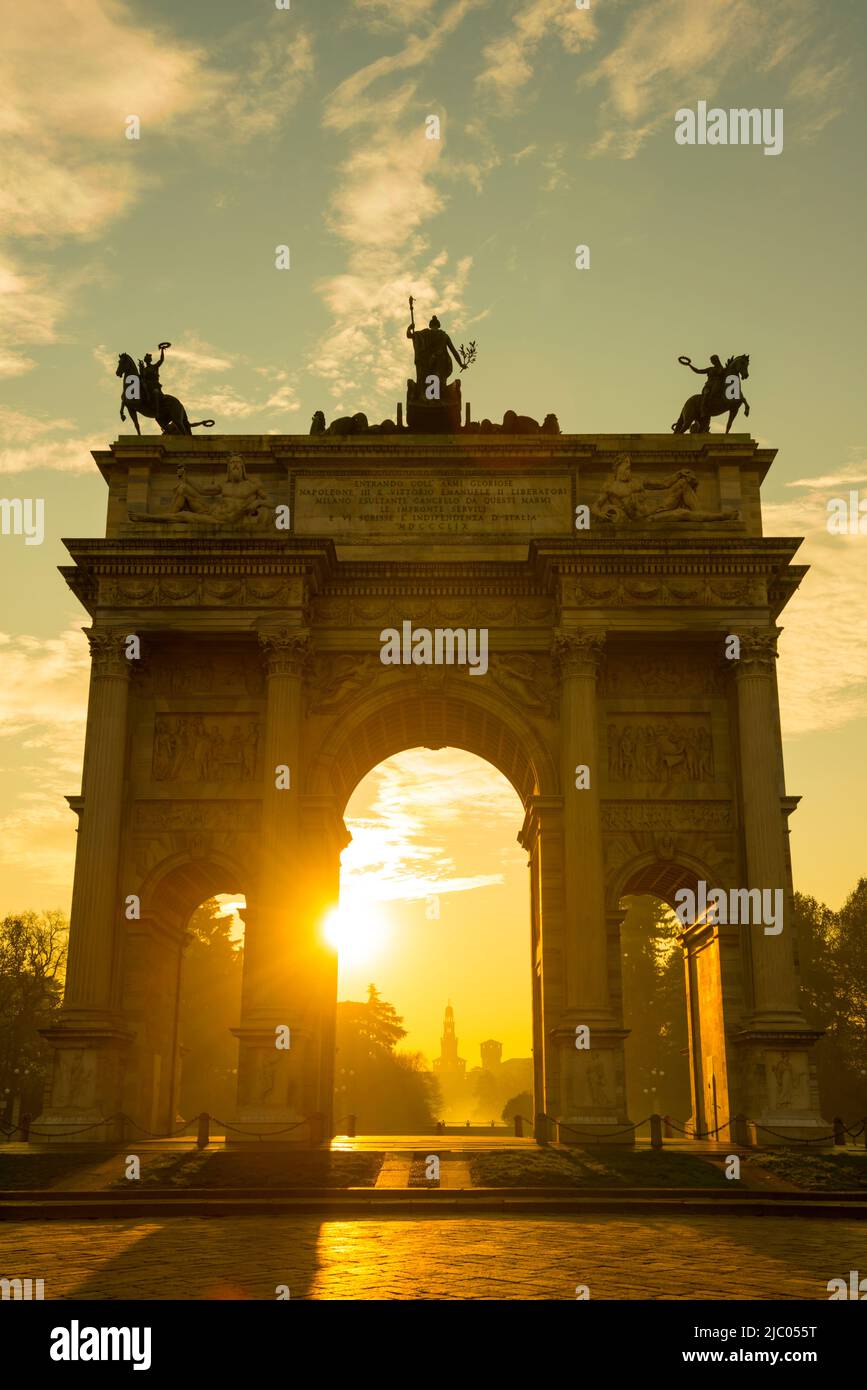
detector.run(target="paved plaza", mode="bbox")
[1,1214,863,1299]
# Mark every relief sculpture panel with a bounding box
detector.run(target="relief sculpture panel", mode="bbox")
[606,715,714,784]
[152,714,259,782]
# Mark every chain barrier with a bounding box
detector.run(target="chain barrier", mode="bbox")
[3,1111,866,1148]
[552,1114,654,1141]
[211,1115,316,1139]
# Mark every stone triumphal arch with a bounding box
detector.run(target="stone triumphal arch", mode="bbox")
[41,427,826,1143]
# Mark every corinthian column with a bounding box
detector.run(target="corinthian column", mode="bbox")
[231,626,319,1142]
[732,629,804,1025]
[553,627,610,1017]
[550,628,630,1138]
[63,630,132,1019]
[39,629,133,1141]
[244,625,310,1021]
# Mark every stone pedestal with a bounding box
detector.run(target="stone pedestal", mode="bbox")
[406,377,461,433]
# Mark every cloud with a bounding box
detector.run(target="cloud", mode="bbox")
[0,625,90,910]
[477,0,597,99]
[352,0,437,25]
[0,407,101,474]
[341,749,523,905]
[762,482,867,737]
[0,2,314,374]
[788,465,867,489]
[0,256,67,368]
[584,0,850,159]
[314,2,483,410]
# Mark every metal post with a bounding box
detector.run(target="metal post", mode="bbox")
[20,1112,31,1143]
[514,1114,523,1138]
[196,1112,209,1150]
[534,1112,548,1145]
[650,1113,663,1150]
[833,1116,845,1147]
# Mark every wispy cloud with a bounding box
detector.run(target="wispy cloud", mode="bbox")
[763,475,867,736]
[341,749,523,906]
[0,1,314,374]
[0,406,101,474]
[0,625,90,910]
[476,0,597,99]
[313,1,483,411]
[584,0,849,159]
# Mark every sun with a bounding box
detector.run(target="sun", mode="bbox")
[323,899,388,965]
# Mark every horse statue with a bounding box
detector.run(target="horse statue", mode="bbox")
[115,350,214,436]
[671,353,750,434]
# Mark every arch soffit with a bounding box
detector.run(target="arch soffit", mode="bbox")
[307,680,557,813]
[138,849,248,926]
[608,849,718,915]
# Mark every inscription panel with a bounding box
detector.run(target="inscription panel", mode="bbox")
[293,472,572,537]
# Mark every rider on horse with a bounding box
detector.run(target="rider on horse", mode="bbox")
[138,346,167,410]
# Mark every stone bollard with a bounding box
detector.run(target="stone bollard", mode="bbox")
[514,1114,524,1138]
[650,1114,663,1150]
[19,1112,31,1143]
[833,1116,845,1147]
[196,1112,210,1150]
[534,1112,549,1146]
[733,1113,750,1148]
[346,1114,357,1139]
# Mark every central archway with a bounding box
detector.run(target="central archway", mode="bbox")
[306,684,558,1134]
[328,745,534,1134]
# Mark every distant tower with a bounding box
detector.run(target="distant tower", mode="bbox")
[480,1039,502,1073]
[433,1001,466,1079]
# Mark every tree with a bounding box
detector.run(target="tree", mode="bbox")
[620,896,691,1120]
[0,910,67,1123]
[795,880,867,1120]
[335,984,440,1132]
[501,1091,533,1124]
[178,900,243,1121]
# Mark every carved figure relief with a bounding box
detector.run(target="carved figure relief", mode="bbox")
[607,717,714,784]
[765,1051,808,1111]
[591,455,738,524]
[129,455,273,529]
[153,715,259,782]
[489,654,558,718]
[306,654,377,713]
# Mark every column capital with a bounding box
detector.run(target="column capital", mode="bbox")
[258,626,311,678]
[731,627,780,677]
[552,627,606,679]
[85,629,131,679]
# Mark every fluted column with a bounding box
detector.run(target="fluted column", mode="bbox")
[732,629,803,1024]
[231,626,321,1142]
[63,630,131,1019]
[243,625,309,1021]
[550,628,630,1138]
[553,628,610,1018]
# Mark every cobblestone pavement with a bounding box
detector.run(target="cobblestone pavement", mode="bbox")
[1,1214,864,1299]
